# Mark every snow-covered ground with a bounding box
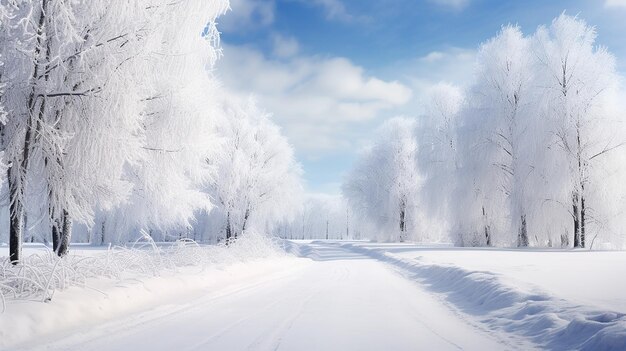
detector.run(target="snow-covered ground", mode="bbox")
[0,237,306,350]
[339,241,626,350]
[2,240,626,350]
[358,242,626,313]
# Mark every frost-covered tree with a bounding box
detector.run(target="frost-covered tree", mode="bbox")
[196,96,303,243]
[93,0,229,244]
[0,0,55,262]
[455,25,536,246]
[416,83,463,241]
[446,15,625,248]
[0,6,7,206]
[345,14,626,249]
[31,2,155,256]
[0,0,229,259]
[533,14,624,248]
[343,117,420,242]
[0,1,140,260]
[274,194,354,240]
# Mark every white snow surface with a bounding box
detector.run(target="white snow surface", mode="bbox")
[2,240,626,350]
[340,241,626,351]
[376,243,626,313]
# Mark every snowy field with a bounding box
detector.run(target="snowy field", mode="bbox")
[337,241,626,350]
[371,243,626,313]
[1,240,625,350]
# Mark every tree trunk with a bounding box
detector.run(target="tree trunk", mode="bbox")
[9,0,50,264]
[50,185,61,252]
[56,210,72,257]
[326,220,329,240]
[482,206,491,246]
[240,207,250,238]
[225,211,232,243]
[573,192,580,248]
[101,219,106,245]
[573,126,586,248]
[8,167,23,264]
[52,219,61,253]
[399,198,406,242]
[580,185,587,247]
[517,214,528,247]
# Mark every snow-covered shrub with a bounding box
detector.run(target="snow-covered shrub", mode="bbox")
[0,232,285,312]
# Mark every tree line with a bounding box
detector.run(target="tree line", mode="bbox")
[344,14,626,249]
[0,0,303,263]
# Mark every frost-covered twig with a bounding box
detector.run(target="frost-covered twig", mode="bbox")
[0,232,284,312]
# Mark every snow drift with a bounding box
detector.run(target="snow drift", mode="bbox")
[333,242,626,351]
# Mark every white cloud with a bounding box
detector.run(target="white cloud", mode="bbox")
[311,58,411,105]
[311,0,353,21]
[428,0,470,10]
[379,47,476,116]
[417,48,475,67]
[295,0,370,23]
[216,44,412,155]
[215,45,475,160]
[420,51,446,63]
[220,0,275,32]
[605,0,626,7]
[216,43,476,194]
[272,34,300,58]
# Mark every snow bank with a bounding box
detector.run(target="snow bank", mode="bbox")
[339,242,626,351]
[0,233,283,305]
[0,233,305,349]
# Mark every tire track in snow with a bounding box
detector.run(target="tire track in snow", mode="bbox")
[245,285,323,351]
[243,243,347,351]
[31,266,305,351]
[185,294,286,350]
[244,244,336,351]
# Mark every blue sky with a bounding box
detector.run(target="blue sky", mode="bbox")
[216,0,626,195]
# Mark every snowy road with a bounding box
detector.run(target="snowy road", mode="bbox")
[25,242,518,351]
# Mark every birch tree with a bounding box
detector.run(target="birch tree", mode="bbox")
[466,25,535,246]
[198,96,303,243]
[534,14,623,248]
[0,0,99,260]
[91,0,229,244]
[0,1,229,257]
[417,83,463,241]
[343,117,420,242]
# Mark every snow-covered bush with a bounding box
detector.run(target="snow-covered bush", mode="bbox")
[0,232,285,311]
